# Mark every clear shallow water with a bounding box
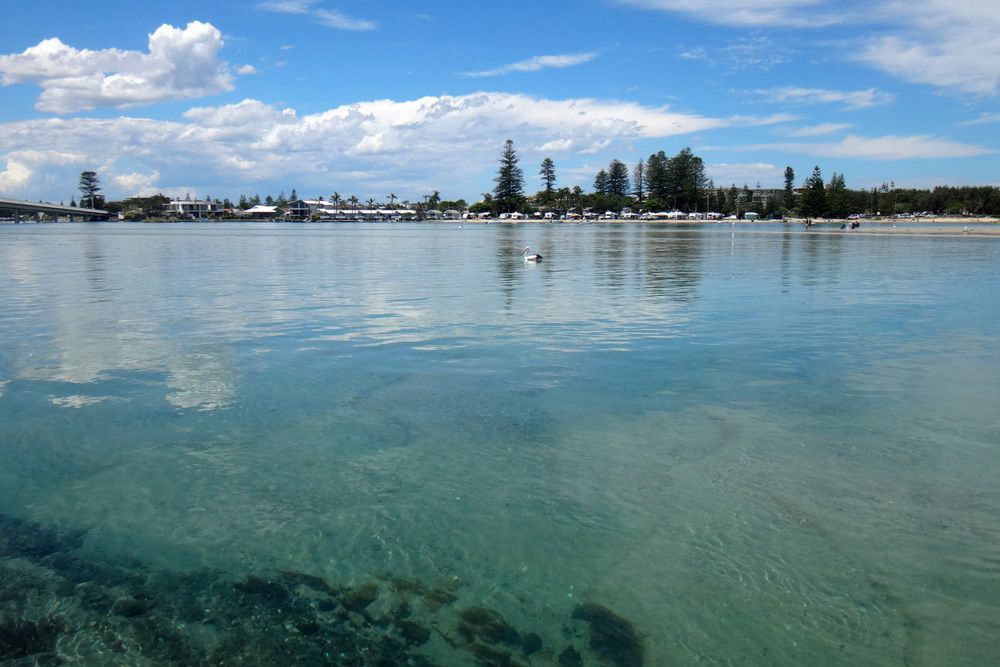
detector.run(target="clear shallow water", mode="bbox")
[1,222,998,665]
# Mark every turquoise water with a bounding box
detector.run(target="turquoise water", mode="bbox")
[1,222,998,665]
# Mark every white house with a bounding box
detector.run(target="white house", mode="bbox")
[164,198,223,218]
[243,205,282,219]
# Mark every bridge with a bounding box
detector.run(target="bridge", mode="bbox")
[0,197,111,222]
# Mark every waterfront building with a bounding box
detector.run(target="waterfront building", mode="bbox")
[164,198,224,218]
[243,205,283,219]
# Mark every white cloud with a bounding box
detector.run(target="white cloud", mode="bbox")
[857,0,1000,96]
[257,1,376,31]
[623,0,1000,95]
[237,64,257,75]
[0,93,747,200]
[618,0,840,28]
[114,170,161,196]
[313,9,377,31]
[0,159,32,192]
[960,113,1000,126]
[753,87,895,109]
[0,150,88,195]
[465,53,598,78]
[738,134,994,159]
[256,0,314,12]
[0,22,234,113]
[729,113,798,126]
[787,123,852,137]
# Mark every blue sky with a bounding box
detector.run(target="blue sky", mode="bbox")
[0,0,997,204]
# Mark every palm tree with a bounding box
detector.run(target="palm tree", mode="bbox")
[331,192,342,209]
[387,192,397,207]
[348,195,359,210]
[366,197,376,210]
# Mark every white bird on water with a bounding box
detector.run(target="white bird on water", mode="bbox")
[521,246,543,262]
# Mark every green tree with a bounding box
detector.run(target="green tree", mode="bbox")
[593,169,609,195]
[741,184,754,216]
[493,139,525,212]
[78,171,103,208]
[539,157,556,197]
[663,147,707,211]
[645,151,669,202]
[727,184,739,215]
[290,188,298,202]
[632,160,646,202]
[826,172,849,218]
[881,181,897,216]
[607,159,630,198]
[468,200,492,214]
[800,166,827,218]
[783,166,796,213]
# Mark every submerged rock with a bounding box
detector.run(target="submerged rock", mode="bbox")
[467,641,523,667]
[459,607,521,646]
[397,619,431,645]
[423,586,459,610]
[2,513,603,667]
[572,602,644,666]
[0,514,83,559]
[558,645,584,667]
[280,570,335,594]
[341,582,380,612]
[0,617,63,660]
[233,575,290,605]
[112,596,156,617]
[522,631,543,655]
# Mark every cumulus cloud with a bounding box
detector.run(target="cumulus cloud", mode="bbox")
[738,134,994,159]
[752,87,895,109]
[465,53,598,78]
[114,170,161,196]
[0,22,234,113]
[0,92,749,199]
[0,159,32,192]
[256,1,376,31]
[618,0,840,28]
[0,150,88,195]
[857,0,1000,96]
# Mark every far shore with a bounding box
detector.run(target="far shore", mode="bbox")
[3,215,998,237]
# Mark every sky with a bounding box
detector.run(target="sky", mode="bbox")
[0,0,998,205]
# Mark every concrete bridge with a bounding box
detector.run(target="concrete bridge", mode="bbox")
[0,197,111,222]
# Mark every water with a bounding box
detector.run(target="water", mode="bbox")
[1,222,998,665]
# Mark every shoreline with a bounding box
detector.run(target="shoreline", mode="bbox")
[4,217,998,237]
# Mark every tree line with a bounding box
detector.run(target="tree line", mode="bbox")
[72,154,1000,220]
[487,141,1000,217]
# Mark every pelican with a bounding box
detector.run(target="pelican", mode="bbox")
[521,246,543,262]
